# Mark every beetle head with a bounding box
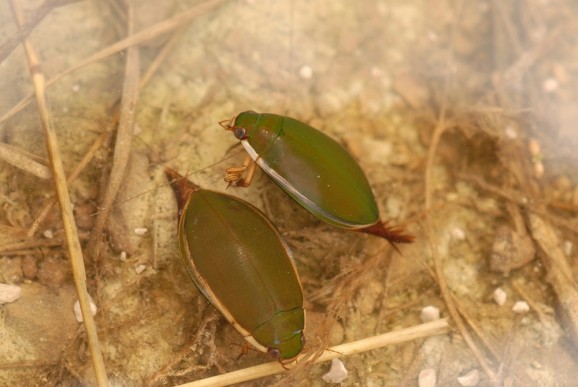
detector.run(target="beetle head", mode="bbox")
[232,126,248,140]
[267,331,305,361]
[219,114,250,140]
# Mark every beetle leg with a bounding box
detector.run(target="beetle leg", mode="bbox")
[234,342,251,362]
[225,155,256,188]
[224,155,251,184]
[237,159,257,187]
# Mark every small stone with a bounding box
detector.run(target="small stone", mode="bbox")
[490,225,535,274]
[493,288,507,306]
[452,227,466,240]
[134,227,148,235]
[426,30,438,42]
[120,251,127,262]
[512,301,530,314]
[542,77,559,93]
[0,257,23,283]
[0,283,21,304]
[21,256,38,279]
[135,264,146,274]
[504,125,517,139]
[418,368,437,387]
[420,306,440,322]
[457,369,480,386]
[528,139,541,157]
[37,256,69,287]
[370,66,383,77]
[298,65,313,79]
[563,241,573,257]
[322,359,348,384]
[43,229,54,239]
[74,296,98,322]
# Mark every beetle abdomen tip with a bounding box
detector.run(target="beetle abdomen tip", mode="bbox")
[165,168,200,213]
[358,221,415,248]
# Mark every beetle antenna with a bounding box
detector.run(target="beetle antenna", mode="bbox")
[219,116,234,130]
[358,221,415,253]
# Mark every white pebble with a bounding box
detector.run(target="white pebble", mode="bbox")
[120,251,127,262]
[563,240,573,257]
[504,125,517,139]
[457,369,480,386]
[420,306,440,322]
[451,227,466,240]
[298,65,313,79]
[322,359,348,384]
[43,229,54,239]
[418,368,437,387]
[74,296,98,322]
[0,283,21,304]
[135,264,147,274]
[493,287,507,306]
[528,139,541,157]
[370,66,384,77]
[426,30,438,42]
[512,301,530,314]
[134,227,148,235]
[542,77,559,93]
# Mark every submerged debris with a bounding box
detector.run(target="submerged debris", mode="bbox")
[493,288,507,306]
[0,283,21,304]
[418,368,437,387]
[74,295,98,323]
[420,306,441,323]
[322,359,349,384]
[457,369,480,386]
[512,301,530,314]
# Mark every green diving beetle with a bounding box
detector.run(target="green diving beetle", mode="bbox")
[166,168,305,361]
[220,111,414,247]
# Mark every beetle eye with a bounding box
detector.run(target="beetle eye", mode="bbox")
[233,127,247,140]
[268,348,281,360]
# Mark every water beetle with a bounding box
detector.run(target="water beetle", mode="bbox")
[166,168,305,360]
[221,111,414,247]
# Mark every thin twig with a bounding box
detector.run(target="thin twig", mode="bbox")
[423,21,497,378]
[27,132,106,237]
[527,213,578,346]
[8,1,108,385]
[0,0,226,126]
[0,142,51,179]
[179,319,449,387]
[0,0,79,64]
[85,1,141,263]
[139,24,188,91]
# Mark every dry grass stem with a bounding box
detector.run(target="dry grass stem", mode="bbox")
[27,132,106,237]
[0,232,88,255]
[0,142,51,179]
[179,319,449,387]
[8,0,108,385]
[85,3,140,263]
[0,0,78,64]
[424,81,496,379]
[450,293,501,361]
[0,0,226,126]
[528,214,578,346]
[139,25,188,91]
